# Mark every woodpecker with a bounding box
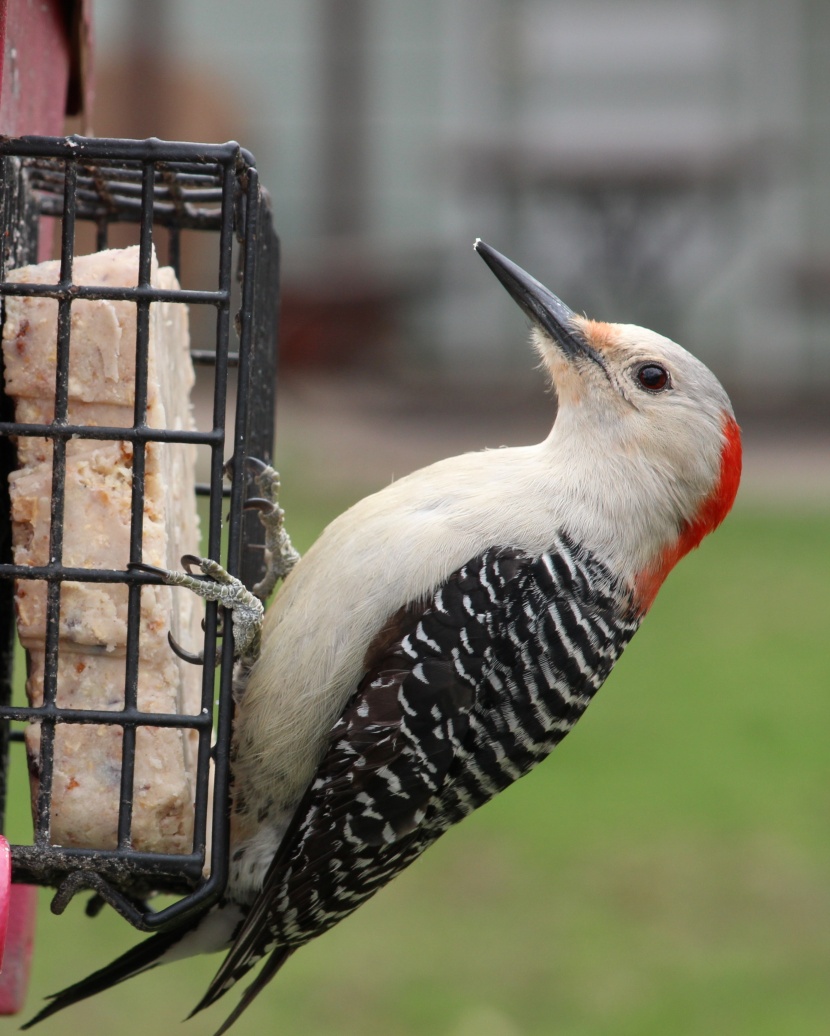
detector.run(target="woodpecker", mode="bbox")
[25,241,742,1034]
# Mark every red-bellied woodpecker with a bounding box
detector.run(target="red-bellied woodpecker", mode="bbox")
[25,241,742,1034]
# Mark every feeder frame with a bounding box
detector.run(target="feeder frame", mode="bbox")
[0,134,280,932]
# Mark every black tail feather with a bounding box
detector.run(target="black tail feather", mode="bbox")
[210,947,294,1036]
[187,943,293,1023]
[21,925,188,1029]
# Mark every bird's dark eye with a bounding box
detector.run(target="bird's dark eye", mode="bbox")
[635,363,670,392]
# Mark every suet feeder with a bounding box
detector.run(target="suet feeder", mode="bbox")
[0,133,281,1004]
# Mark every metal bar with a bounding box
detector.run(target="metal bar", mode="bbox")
[0,282,228,305]
[238,186,280,590]
[185,155,239,906]
[167,224,181,277]
[0,706,211,728]
[0,564,200,582]
[116,159,156,850]
[32,199,224,229]
[195,483,232,498]
[190,350,240,367]
[0,423,222,445]
[95,216,109,251]
[50,184,223,204]
[0,135,243,165]
[32,197,225,229]
[31,170,224,190]
[230,169,263,546]
[12,843,206,870]
[54,162,223,178]
[0,154,37,836]
[34,156,79,847]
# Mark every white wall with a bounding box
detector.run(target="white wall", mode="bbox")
[92,0,828,399]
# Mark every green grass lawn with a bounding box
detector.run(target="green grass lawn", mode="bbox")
[4,497,829,1036]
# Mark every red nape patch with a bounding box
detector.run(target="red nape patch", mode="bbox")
[635,415,742,612]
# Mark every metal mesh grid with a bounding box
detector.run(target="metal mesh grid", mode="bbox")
[0,135,279,930]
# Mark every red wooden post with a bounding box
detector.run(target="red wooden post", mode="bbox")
[0,0,92,1013]
[0,837,35,1014]
[0,0,93,136]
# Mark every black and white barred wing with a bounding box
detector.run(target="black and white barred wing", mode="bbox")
[192,559,493,1018]
[198,542,638,1029]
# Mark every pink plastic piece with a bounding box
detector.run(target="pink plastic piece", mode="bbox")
[0,836,9,968]
[0,837,37,1014]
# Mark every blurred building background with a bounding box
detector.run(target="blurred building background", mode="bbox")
[91,0,830,420]
[3,9,827,1032]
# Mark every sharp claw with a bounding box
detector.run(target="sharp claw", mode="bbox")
[167,630,206,666]
[127,561,168,579]
[181,554,205,574]
[244,497,276,515]
[223,456,270,481]
[243,456,269,476]
[207,458,298,606]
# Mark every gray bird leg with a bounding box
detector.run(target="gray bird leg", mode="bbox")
[242,460,301,601]
[161,556,264,664]
[134,463,298,666]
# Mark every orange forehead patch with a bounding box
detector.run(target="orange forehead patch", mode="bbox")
[572,317,621,355]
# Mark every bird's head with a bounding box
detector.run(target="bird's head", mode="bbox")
[475,239,742,611]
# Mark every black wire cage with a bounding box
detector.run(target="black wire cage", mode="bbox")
[0,135,280,932]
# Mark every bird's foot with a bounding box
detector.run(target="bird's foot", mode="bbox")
[129,460,295,665]
[239,458,301,601]
[132,556,264,663]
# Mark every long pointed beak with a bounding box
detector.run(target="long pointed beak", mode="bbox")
[474,239,603,367]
